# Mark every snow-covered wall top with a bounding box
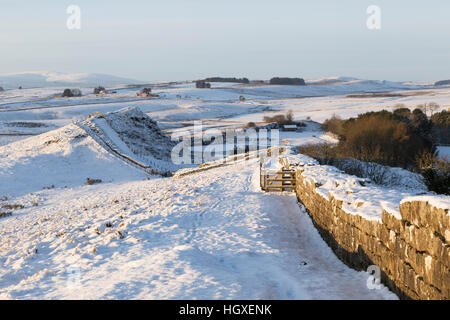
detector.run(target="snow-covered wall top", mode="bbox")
[296,155,449,221]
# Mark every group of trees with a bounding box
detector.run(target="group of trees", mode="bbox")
[195,77,307,86]
[269,77,306,85]
[263,110,295,125]
[203,77,249,84]
[322,110,433,168]
[316,106,449,194]
[246,110,300,129]
[430,109,450,144]
[62,88,82,97]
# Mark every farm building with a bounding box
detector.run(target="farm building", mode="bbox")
[196,80,211,89]
[94,86,106,95]
[282,124,298,132]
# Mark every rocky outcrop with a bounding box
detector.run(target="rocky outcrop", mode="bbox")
[96,107,175,162]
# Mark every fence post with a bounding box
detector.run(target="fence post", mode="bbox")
[260,161,262,189]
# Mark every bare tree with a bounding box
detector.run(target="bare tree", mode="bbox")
[286,110,294,123]
[428,102,440,116]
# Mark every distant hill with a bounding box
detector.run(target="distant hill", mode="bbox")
[0,72,143,89]
[435,79,450,86]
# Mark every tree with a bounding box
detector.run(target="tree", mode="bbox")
[286,110,294,123]
[417,102,440,117]
[331,111,433,167]
[428,102,440,116]
[416,151,449,194]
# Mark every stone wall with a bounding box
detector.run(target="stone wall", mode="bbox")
[295,170,449,300]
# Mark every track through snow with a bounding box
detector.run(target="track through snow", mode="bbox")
[0,159,396,299]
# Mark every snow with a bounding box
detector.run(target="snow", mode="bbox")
[0,106,194,203]
[263,149,318,171]
[1,74,449,300]
[401,195,450,213]
[297,160,437,222]
[305,76,359,84]
[0,159,396,299]
[329,158,428,191]
[437,146,450,160]
[279,130,338,147]
[1,78,449,146]
[0,124,148,198]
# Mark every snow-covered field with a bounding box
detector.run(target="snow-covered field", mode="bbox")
[1,75,449,145]
[1,74,449,300]
[437,146,450,160]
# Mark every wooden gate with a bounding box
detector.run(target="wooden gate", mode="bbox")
[260,162,296,192]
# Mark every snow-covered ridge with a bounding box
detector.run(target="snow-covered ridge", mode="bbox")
[0,107,184,199]
[79,107,180,174]
[306,76,437,88]
[0,123,148,199]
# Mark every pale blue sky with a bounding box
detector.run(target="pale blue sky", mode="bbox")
[1,0,449,82]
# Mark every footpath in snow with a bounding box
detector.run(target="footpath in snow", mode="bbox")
[0,158,396,299]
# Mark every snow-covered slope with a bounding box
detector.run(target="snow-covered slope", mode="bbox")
[0,72,142,89]
[0,107,183,199]
[0,158,397,299]
[0,123,148,198]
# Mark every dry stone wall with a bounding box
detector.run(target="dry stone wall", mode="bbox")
[295,170,449,300]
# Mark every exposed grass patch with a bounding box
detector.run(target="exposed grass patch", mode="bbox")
[86,178,102,185]
[0,212,12,219]
[1,204,24,210]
